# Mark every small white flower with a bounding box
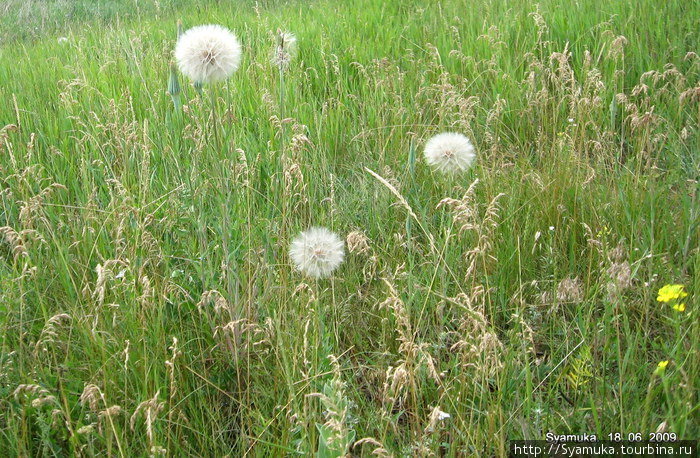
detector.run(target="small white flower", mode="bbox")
[77,425,94,435]
[568,118,575,123]
[289,227,345,279]
[57,36,69,44]
[175,24,242,84]
[426,406,451,432]
[549,226,555,231]
[436,410,450,420]
[423,132,476,174]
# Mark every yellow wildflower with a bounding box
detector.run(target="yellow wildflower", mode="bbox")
[672,303,686,312]
[656,284,688,303]
[653,360,669,376]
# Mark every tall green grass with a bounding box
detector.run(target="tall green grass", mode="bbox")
[0,0,697,455]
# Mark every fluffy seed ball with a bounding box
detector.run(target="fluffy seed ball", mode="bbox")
[424,132,476,174]
[272,31,297,70]
[175,25,242,84]
[289,227,345,279]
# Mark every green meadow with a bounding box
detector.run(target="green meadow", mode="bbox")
[0,0,698,455]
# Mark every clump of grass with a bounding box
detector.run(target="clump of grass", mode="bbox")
[0,0,697,455]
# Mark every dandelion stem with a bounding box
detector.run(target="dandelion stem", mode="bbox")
[210,86,222,154]
[278,65,287,186]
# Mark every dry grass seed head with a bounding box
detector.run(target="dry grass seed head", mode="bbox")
[214,319,272,356]
[130,391,165,444]
[353,437,393,457]
[18,183,67,229]
[98,405,123,433]
[425,406,451,434]
[308,355,355,455]
[79,383,103,412]
[282,154,308,208]
[196,290,228,317]
[449,290,504,378]
[92,259,128,305]
[35,313,71,355]
[14,384,57,408]
[607,35,628,60]
[556,277,583,304]
[346,230,371,255]
[437,179,487,232]
[607,261,632,296]
[0,226,28,261]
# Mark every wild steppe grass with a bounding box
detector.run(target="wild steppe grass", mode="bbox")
[0,0,698,455]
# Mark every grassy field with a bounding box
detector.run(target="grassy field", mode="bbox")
[0,0,698,455]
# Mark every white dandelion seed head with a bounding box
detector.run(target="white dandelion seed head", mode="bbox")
[278,32,297,51]
[272,31,297,70]
[423,132,476,174]
[289,227,345,279]
[174,24,242,85]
